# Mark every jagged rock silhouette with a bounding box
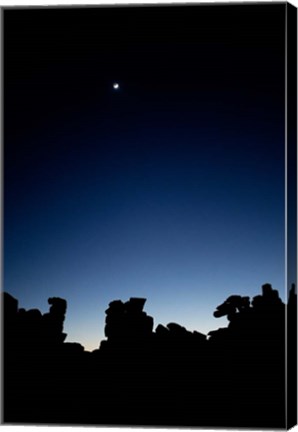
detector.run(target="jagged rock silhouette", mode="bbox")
[2,283,297,428]
[104,297,154,341]
[42,297,67,345]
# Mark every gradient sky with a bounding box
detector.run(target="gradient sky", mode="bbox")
[4,4,286,351]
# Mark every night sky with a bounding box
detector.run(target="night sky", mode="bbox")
[4,4,286,351]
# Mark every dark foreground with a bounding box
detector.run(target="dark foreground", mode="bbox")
[3,283,297,428]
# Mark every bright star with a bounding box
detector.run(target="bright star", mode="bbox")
[113,83,119,90]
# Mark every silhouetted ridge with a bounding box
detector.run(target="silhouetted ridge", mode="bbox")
[2,283,296,428]
[3,293,70,351]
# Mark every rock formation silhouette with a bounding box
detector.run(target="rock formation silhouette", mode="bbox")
[104,297,154,341]
[2,283,297,428]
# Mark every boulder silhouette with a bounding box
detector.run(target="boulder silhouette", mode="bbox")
[104,297,154,342]
[42,297,67,345]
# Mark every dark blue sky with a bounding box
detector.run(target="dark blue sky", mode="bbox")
[4,4,286,351]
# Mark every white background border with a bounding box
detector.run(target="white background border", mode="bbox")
[1,0,297,432]
[0,0,297,7]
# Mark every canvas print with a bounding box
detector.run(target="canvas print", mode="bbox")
[2,2,297,429]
